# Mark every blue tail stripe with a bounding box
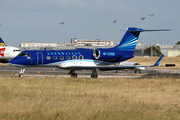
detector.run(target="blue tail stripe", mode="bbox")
[117,42,137,48]
[120,39,138,47]
[121,34,136,45]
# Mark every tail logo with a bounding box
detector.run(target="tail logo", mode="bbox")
[0,43,6,46]
[0,48,5,57]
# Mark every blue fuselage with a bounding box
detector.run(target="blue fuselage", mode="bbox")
[9,48,129,68]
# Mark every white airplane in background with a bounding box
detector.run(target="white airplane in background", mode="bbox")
[114,61,144,73]
[0,37,21,63]
[114,55,164,73]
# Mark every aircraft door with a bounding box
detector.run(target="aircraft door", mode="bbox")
[5,48,9,55]
[36,52,43,65]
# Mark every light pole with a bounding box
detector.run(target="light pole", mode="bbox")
[59,22,65,46]
[148,14,154,57]
[139,17,145,56]
[111,20,117,45]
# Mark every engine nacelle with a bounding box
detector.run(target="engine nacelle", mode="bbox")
[93,48,123,60]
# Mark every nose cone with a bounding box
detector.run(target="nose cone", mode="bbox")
[8,59,15,64]
[8,57,20,66]
[8,57,31,67]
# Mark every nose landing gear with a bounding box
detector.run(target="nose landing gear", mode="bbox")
[19,68,25,77]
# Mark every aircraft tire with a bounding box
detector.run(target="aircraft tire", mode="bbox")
[19,74,24,77]
[71,73,77,78]
[91,74,98,78]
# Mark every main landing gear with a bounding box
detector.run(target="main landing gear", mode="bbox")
[68,70,77,78]
[91,69,98,78]
[68,69,98,78]
[19,68,25,77]
[135,70,141,74]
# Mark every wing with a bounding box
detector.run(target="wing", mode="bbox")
[64,65,149,71]
[63,55,164,71]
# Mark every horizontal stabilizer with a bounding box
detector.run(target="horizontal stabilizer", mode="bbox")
[129,29,171,32]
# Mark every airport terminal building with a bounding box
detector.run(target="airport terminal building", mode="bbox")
[71,38,114,46]
[20,38,114,47]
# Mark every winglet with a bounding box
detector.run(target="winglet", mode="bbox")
[153,55,164,66]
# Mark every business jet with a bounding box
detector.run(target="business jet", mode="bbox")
[8,27,170,77]
[0,37,21,63]
[114,55,164,73]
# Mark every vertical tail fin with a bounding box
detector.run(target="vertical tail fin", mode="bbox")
[112,27,170,56]
[112,27,143,55]
[0,38,6,46]
[110,27,170,62]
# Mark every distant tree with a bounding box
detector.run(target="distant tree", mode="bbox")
[175,41,180,45]
[145,45,162,56]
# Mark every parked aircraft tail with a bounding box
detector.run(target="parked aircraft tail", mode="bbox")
[0,37,6,46]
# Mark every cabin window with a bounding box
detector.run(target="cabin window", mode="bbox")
[72,55,77,60]
[53,56,57,60]
[79,55,84,60]
[47,56,51,60]
[60,56,64,60]
[66,56,70,60]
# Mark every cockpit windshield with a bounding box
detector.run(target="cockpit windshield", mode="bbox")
[18,53,30,57]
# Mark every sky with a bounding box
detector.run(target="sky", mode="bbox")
[0,0,179,47]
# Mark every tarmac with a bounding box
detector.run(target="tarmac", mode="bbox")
[0,65,180,78]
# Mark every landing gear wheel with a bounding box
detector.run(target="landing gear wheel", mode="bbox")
[91,69,98,78]
[71,73,77,78]
[91,74,98,78]
[19,74,24,77]
[68,70,77,78]
[19,68,26,77]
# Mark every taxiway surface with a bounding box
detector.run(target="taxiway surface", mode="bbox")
[0,65,180,78]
